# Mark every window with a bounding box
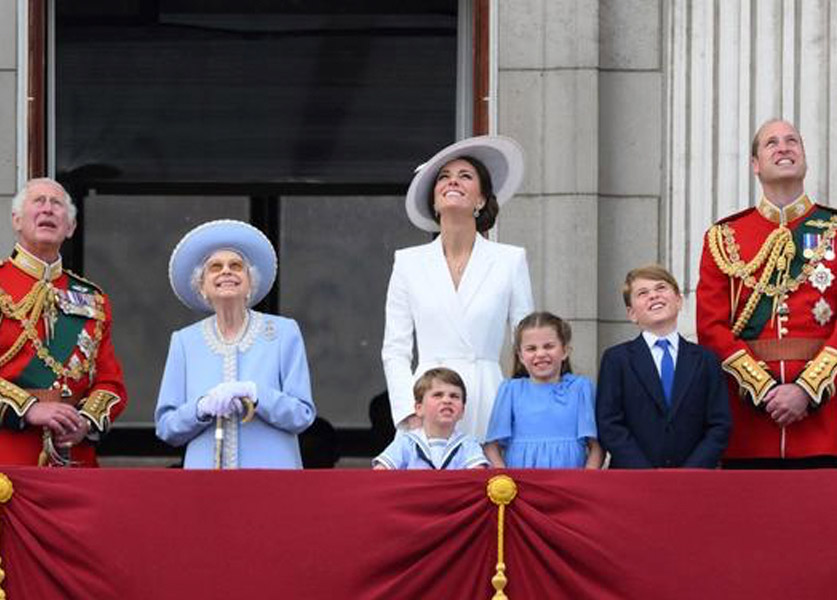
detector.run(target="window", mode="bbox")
[40,0,478,458]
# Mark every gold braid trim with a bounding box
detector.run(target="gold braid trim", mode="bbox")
[0,281,50,368]
[796,346,837,406]
[79,390,121,432]
[722,349,777,406]
[708,216,837,336]
[708,224,795,336]
[0,285,104,383]
[0,378,36,417]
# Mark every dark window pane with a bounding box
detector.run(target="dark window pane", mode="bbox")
[56,1,458,185]
[279,195,426,428]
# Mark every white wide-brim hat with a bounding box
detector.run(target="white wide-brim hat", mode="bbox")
[169,219,277,312]
[405,135,525,232]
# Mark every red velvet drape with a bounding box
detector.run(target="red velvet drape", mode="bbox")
[0,468,836,599]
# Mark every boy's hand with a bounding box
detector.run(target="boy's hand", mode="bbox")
[764,384,809,426]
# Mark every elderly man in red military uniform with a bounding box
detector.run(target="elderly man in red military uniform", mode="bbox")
[0,177,126,466]
[697,119,837,468]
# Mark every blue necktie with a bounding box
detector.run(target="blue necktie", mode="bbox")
[655,339,674,406]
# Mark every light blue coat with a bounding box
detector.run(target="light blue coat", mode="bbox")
[155,311,316,468]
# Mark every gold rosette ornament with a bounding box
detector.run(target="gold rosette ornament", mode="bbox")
[487,475,518,600]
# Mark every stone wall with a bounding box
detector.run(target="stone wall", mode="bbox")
[495,0,663,377]
[0,1,18,256]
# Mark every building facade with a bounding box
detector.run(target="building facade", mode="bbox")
[1,1,836,442]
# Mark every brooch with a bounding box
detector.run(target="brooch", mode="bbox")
[809,263,835,294]
[263,320,277,341]
[813,298,834,327]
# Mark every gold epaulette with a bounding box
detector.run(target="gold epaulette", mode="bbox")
[796,346,837,406]
[722,349,777,406]
[79,390,121,432]
[64,269,103,294]
[0,378,37,417]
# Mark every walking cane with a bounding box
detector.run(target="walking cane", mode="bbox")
[213,398,256,470]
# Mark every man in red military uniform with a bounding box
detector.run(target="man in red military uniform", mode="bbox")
[697,119,837,468]
[0,177,126,466]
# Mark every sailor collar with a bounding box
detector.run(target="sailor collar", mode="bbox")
[756,193,813,225]
[10,244,63,281]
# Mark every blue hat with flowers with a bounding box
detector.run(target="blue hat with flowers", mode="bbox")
[169,219,277,312]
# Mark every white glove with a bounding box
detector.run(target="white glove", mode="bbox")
[197,381,257,419]
[196,393,237,420]
[235,381,258,405]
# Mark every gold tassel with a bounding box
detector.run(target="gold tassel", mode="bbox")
[487,475,518,600]
[39,429,74,468]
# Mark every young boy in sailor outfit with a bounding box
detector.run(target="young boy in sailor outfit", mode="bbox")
[373,368,488,470]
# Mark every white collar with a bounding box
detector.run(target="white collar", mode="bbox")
[642,329,679,352]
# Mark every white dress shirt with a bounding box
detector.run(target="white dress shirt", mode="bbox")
[641,329,680,377]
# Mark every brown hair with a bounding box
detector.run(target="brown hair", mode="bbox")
[426,155,500,233]
[622,264,681,308]
[413,367,467,404]
[511,312,573,378]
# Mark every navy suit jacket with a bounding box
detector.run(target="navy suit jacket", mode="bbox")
[595,334,731,468]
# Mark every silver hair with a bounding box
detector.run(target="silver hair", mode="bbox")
[11,177,78,224]
[189,249,262,311]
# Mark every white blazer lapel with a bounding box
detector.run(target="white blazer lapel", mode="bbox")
[457,234,496,313]
[421,237,474,350]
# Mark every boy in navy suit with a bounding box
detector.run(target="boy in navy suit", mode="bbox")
[596,265,731,468]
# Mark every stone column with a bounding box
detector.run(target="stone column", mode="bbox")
[0,1,19,256]
[597,0,664,354]
[494,0,601,375]
[495,0,665,375]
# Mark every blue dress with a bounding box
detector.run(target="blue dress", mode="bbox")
[485,374,597,468]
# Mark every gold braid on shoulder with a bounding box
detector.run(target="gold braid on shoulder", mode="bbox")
[0,281,50,367]
[0,283,103,382]
[707,224,795,336]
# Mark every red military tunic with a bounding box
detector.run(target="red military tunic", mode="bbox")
[0,245,127,466]
[697,194,837,459]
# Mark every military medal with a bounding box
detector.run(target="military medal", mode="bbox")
[809,262,835,293]
[813,298,834,326]
[55,288,104,320]
[827,239,836,261]
[78,329,96,359]
[802,233,820,259]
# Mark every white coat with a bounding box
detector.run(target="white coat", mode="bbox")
[381,234,534,441]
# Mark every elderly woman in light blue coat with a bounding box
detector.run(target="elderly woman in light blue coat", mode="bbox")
[155,220,315,468]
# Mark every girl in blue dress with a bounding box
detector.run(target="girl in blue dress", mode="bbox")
[484,312,604,469]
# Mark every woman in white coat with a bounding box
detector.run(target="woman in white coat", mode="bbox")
[382,136,534,441]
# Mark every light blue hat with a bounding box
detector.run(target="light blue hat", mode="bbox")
[169,219,277,312]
